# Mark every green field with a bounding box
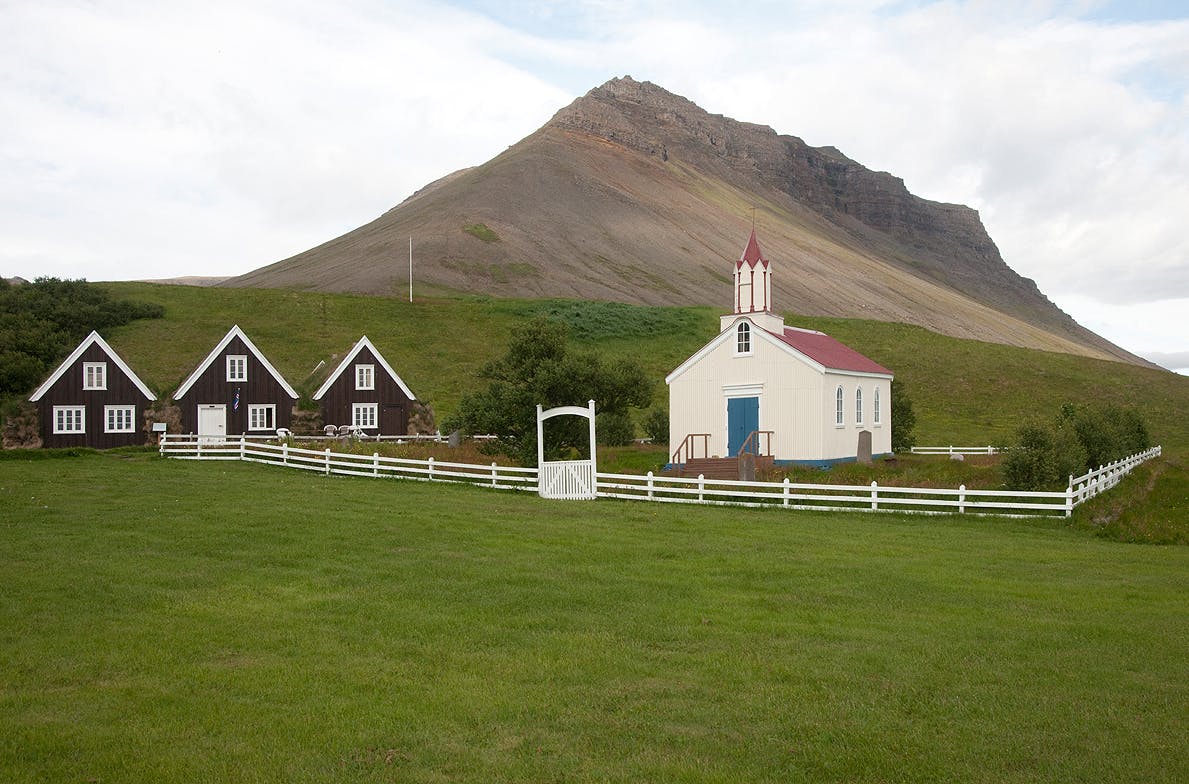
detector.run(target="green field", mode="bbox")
[1,451,1186,782]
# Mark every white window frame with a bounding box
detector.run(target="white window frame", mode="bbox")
[83,362,107,390]
[353,402,378,430]
[247,404,276,432]
[835,386,845,427]
[226,355,247,382]
[53,406,86,434]
[874,387,882,426]
[104,405,136,433]
[735,322,752,355]
[355,364,375,391]
[855,387,864,425]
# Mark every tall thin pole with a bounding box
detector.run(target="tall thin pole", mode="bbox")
[408,236,413,303]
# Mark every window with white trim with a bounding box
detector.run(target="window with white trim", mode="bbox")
[736,322,752,354]
[53,406,85,434]
[226,355,247,382]
[355,364,375,390]
[835,386,845,426]
[874,387,882,425]
[104,405,136,433]
[353,403,378,429]
[855,388,864,425]
[83,362,107,390]
[247,404,275,431]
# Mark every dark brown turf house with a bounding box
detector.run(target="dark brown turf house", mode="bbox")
[29,330,156,449]
[172,325,298,441]
[312,335,417,436]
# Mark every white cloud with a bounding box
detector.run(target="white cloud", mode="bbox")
[1,0,1185,368]
[1,0,570,279]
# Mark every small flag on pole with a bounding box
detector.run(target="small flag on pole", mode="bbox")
[234,388,240,411]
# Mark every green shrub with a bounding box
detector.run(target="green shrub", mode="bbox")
[643,407,669,445]
[597,411,635,447]
[1002,403,1152,490]
[890,378,916,452]
[1060,403,1150,470]
[1002,420,1089,491]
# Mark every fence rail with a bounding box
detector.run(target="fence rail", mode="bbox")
[161,435,537,491]
[159,436,1161,519]
[911,445,1000,455]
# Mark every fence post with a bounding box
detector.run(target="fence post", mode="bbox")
[197,436,202,459]
[698,474,705,503]
[325,448,331,476]
[870,480,878,511]
[647,471,654,499]
[240,435,246,460]
[987,445,993,454]
[491,462,498,488]
[1066,476,1074,517]
[428,456,435,482]
[282,442,289,465]
[783,477,790,508]
[958,484,966,514]
[374,452,379,478]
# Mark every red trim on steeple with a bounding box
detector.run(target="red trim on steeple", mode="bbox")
[740,229,768,268]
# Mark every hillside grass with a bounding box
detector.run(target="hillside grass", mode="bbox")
[96,283,1189,453]
[2,451,1187,783]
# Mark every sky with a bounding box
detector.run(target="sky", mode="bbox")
[2,0,1186,372]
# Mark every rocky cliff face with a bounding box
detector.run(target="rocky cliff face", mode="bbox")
[552,77,1051,328]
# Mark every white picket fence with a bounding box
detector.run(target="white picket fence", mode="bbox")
[160,435,538,490]
[911,445,1000,455]
[159,435,1161,519]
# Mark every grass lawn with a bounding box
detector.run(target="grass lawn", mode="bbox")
[2,452,1186,782]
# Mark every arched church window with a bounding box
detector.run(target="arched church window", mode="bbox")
[856,387,864,425]
[835,386,845,426]
[736,321,751,354]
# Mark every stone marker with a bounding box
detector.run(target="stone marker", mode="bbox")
[739,452,757,481]
[857,430,873,464]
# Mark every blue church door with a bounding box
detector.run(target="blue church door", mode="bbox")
[727,396,759,456]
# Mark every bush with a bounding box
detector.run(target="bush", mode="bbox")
[890,378,916,453]
[1003,420,1087,490]
[642,407,669,445]
[1060,403,1150,470]
[1004,403,1150,490]
[596,411,635,446]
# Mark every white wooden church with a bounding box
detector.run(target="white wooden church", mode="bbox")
[666,230,894,467]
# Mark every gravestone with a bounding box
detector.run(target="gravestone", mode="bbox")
[857,430,873,464]
[739,452,756,481]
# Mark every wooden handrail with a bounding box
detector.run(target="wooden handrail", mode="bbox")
[671,433,711,465]
[738,430,774,457]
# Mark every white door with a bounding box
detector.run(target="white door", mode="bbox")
[197,404,227,444]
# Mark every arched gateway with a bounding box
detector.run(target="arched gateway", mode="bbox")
[536,399,597,500]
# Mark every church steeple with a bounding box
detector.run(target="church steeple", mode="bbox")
[734,228,772,314]
[721,228,785,335]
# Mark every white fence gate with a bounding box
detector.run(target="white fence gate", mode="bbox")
[537,400,597,500]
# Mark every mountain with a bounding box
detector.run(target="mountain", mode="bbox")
[224,76,1142,365]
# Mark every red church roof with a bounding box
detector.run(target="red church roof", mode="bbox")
[768,326,892,375]
[736,228,769,269]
